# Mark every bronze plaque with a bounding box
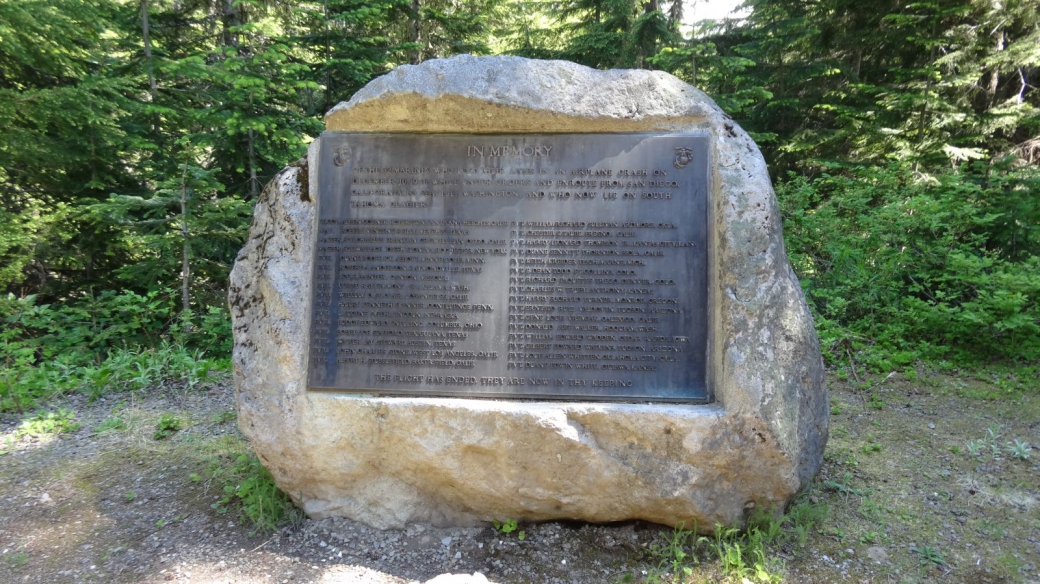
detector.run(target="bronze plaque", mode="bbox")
[308,133,710,402]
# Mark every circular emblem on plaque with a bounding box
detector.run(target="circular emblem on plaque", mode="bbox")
[334,145,353,167]
[673,146,694,169]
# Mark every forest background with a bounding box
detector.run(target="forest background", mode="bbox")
[1,0,1038,411]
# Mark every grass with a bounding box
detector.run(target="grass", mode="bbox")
[2,360,1038,582]
[153,413,184,440]
[1,340,230,414]
[638,500,827,583]
[629,368,1039,583]
[3,551,28,570]
[94,415,127,434]
[207,453,298,535]
[813,369,1040,582]
[15,409,79,438]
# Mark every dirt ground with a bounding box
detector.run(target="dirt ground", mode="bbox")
[0,370,1037,584]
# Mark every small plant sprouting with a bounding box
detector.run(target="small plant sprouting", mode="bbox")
[210,454,297,534]
[987,425,1002,441]
[4,551,29,570]
[153,414,183,440]
[867,393,886,410]
[492,518,526,540]
[16,409,80,438]
[966,439,984,457]
[1007,439,1032,460]
[94,415,127,434]
[913,545,946,566]
[965,426,1032,461]
[824,472,869,498]
[492,518,517,533]
[125,491,136,503]
[710,522,783,583]
[646,524,700,582]
[990,441,1002,457]
[861,435,883,454]
[213,410,236,424]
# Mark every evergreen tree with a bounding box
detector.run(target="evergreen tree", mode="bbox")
[288,0,409,114]
[0,0,141,296]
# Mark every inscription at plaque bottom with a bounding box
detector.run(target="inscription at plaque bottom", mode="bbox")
[308,133,710,402]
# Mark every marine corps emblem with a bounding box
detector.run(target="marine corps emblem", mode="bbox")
[673,146,694,170]
[333,144,352,167]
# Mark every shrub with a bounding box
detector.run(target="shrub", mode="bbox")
[0,289,231,412]
[778,162,1040,369]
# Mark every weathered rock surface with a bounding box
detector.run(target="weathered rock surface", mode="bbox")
[229,55,827,531]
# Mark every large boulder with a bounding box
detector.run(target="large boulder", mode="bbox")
[229,55,827,530]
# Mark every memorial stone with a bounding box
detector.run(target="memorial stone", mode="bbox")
[229,55,828,530]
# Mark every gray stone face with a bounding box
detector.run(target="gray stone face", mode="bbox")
[229,55,828,531]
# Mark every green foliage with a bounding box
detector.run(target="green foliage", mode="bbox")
[549,0,679,70]
[0,198,70,292]
[783,496,829,547]
[209,453,297,534]
[289,0,409,114]
[0,288,230,411]
[1,0,1037,385]
[16,409,79,438]
[94,415,127,434]
[645,521,783,583]
[0,0,142,298]
[153,414,184,440]
[4,551,29,570]
[642,500,827,583]
[912,545,947,566]
[86,161,250,308]
[1007,439,1032,460]
[212,410,237,424]
[2,291,176,360]
[492,518,526,539]
[645,525,698,582]
[964,425,1034,461]
[779,162,1040,369]
[491,517,517,532]
[709,522,783,583]
[824,472,870,499]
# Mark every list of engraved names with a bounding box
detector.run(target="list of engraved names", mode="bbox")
[309,133,709,401]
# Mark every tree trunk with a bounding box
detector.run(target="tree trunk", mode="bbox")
[140,0,161,138]
[323,0,332,112]
[248,128,259,199]
[179,164,191,315]
[984,29,1004,110]
[408,0,422,64]
[690,50,697,86]
[638,0,659,70]
[668,0,682,31]
[914,19,939,172]
[221,0,240,48]
[141,0,157,101]
[247,91,259,199]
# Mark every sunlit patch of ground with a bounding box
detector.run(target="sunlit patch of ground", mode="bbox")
[0,372,1037,583]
